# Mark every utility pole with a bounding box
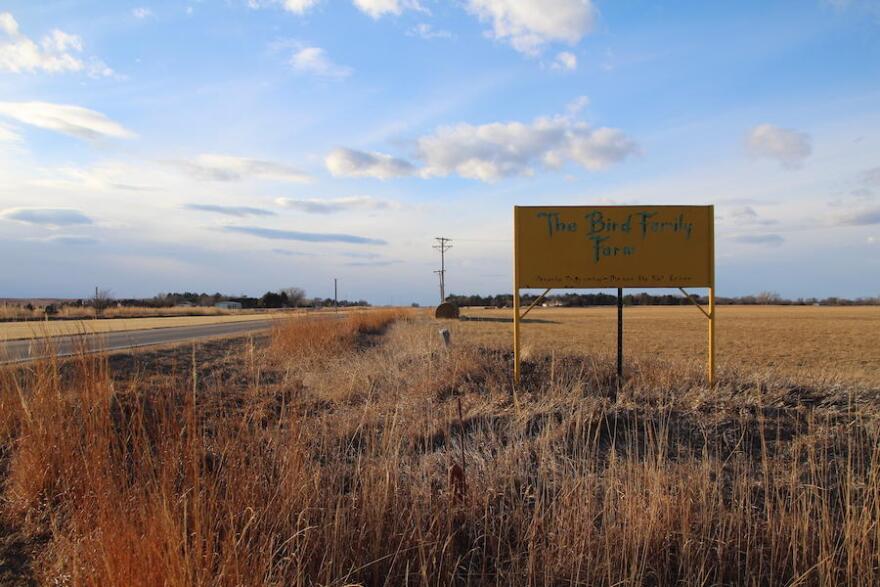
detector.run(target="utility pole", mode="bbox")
[433,237,452,303]
[434,270,444,302]
[334,278,338,313]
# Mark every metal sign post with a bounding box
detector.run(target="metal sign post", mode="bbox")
[617,288,623,385]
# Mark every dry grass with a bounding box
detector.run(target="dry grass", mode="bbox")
[1,308,878,585]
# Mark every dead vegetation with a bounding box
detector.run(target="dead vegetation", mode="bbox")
[1,309,879,585]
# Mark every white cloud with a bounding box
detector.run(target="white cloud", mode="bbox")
[132,7,153,19]
[284,0,321,13]
[275,196,392,213]
[329,108,638,183]
[0,13,18,36]
[466,0,596,55]
[353,0,423,19]
[552,51,577,71]
[867,236,877,245]
[325,148,416,179]
[0,207,93,228]
[41,29,82,53]
[0,101,135,140]
[0,12,113,77]
[249,0,321,13]
[746,123,812,169]
[173,154,311,182]
[417,116,638,182]
[408,23,452,40]
[290,47,352,78]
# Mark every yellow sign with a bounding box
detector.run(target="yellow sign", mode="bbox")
[511,204,716,386]
[514,205,714,289]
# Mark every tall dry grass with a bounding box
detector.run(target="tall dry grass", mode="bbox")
[1,311,878,585]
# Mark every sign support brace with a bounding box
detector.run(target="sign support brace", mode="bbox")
[678,286,716,385]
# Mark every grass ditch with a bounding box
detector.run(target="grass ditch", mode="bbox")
[0,310,878,585]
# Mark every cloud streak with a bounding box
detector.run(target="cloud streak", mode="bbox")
[184,204,276,217]
[731,234,785,246]
[172,154,310,182]
[345,260,400,267]
[325,148,416,179]
[0,207,93,228]
[272,248,317,256]
[275,196,391,214]
[223,225,387,244]
[40,234,100,245]
[836,207,880,226]
[723,206,778,226]
[0,101,134,140]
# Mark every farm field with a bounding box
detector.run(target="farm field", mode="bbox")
[0,304,242,322]
[458,305,880,384]
[0,310,309,341]
[1,307,879,585]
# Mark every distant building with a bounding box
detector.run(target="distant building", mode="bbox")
[215,301,242,310]
[176,301,196,308]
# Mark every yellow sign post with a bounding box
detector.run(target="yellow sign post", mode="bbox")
[513,205,716,384]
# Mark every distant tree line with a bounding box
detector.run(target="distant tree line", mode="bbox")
[446,291,880,308]
[36,288,369,312]
[147,288,369,309]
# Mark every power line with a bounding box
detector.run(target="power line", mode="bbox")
[433,237,452,303]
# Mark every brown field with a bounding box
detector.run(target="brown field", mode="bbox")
[459,305,880,384]
[0,310,316,341]
[1,307,879,585]
[0,304,242,322]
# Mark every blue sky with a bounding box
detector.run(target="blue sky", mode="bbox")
[1,0,878,304]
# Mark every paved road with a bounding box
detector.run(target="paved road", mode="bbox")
[0,318,276,364]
